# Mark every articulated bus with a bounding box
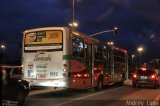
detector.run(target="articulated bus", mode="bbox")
[22,27,128,90]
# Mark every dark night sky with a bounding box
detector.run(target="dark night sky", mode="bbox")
[0,0,160,63]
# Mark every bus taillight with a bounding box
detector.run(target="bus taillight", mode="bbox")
[63,68,67,72]
[133,74,137,78]
[77,74,82,77]
[84,73,89,77]
[151,74,156,79]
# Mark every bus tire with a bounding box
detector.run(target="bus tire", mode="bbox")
[119,80,124,86]
[95,77,103,91]
[64,89,71,96]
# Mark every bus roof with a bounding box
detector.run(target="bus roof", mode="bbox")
[23,27,127,54]
[72,30,100,43]
[114,47,127,54]
[23,27,68,34]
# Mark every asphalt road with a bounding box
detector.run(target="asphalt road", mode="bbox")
[24,80,160,106]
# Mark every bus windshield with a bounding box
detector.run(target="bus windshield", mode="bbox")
[24,30,63,52]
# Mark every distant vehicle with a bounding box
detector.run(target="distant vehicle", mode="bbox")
[1,66,22,79]
[132,68,160,89]
[22,27,128,90]
[1,67,30,106]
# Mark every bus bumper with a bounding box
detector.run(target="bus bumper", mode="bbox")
[24,78,69,88]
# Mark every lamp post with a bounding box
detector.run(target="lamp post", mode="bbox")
[1,44,6,65]
[89,26,118,37]
[137,47,143,67]
[131,54,135,73]
[69,0,79,29]
[131,54,135,65]
[72,0,75,23]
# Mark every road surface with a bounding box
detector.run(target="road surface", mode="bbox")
[24,80,160,106]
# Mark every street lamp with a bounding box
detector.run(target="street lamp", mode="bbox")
[1,45,5,49]
[114,26,118,35]
[131,54,135,65]
[1,44,6,65]
[72,0,75,23]
[69,21,79,28]
[89,26,118,37]
[107,41,114,45]
[137,47,143,67]
[131,54,135,72]
[69,0,79,29]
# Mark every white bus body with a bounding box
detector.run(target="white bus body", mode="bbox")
[22,27,70,88]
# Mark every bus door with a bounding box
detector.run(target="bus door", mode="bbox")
[85,43,93,87]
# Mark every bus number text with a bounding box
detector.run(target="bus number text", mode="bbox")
[50,72,58,76]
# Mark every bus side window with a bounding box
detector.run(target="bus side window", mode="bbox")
[85,44,88,59]
[72,36,84,58]
[94,45,99,59]
[102,45,107,60]
[95,44,104,60]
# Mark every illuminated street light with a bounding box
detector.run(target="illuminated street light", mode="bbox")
[131,54,135,58]
[137,47,143,52]
[107,41,114,45]
[69,21,79,28]
[114,26,118,35]
[1,44,6,65]
[137,47,143,67]
[114,26,118,30]
[89,26,118,37]
[131,54,135,64]
[1,44,5,49]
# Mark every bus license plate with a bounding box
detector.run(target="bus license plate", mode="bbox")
[37,74,46,79]
[140,76,147,79]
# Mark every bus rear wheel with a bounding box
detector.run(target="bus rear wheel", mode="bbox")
[95,77,103,91]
